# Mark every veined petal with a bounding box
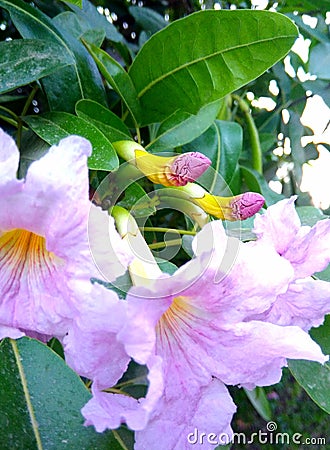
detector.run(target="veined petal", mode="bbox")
[135,379,236,450]
[261,279,330,330]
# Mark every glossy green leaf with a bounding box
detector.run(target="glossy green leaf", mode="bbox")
[0,39,72,94]
[288,359,330,414]
[129,10,298,125]
[67,0,124,43]
[52,11,105,47]
[0,337,122,449]
[240,165,284,206]
[24,112,119,171]
[0,0,107,112]
[129,5,167,35]
[244,387,272,421]
[184,120,242,195]
[85,42,142,125]
[76,99,131,142]
[147,101,221,152]
[310,315,330,355]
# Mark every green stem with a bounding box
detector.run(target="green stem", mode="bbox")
[141,227,196,236]
[233,94,263,174]
[148,238,182,250]
[17,84,38,149]
[0,113,19,128]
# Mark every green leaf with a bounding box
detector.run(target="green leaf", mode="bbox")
[309,43,330,80]
[52,11,105,47]
[0,39,72,94]
[310,315,330,355]
[129,5,167,35]
[0,0,107,112]
[24,112,119,171]
[296,205,328,227]
[61,0,82,6]
[184,120,242,195]
[118,181,157,218]
[244,387,272,421]
[129,10,298,125]
[146,101,221,152]
[76,99,131,142]
[240,165,284,206]
[67,0,124,43]
[288,359,330,414]
[0,337,123,449]
[85,42,142,125]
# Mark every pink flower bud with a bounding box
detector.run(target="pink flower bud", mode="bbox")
[230,192,265,220]
[167,152,211,186]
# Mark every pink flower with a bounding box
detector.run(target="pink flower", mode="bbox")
[0,129,130,340]
[253,196,330,330]
[74,219,327,449]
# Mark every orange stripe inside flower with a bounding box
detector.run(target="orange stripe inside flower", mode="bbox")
[0,229,60,287]
[156,296,196,347]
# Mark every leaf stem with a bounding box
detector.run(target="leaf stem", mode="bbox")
[17,84,38,148]
[141,227,196,235]
[10,339,43,450]
[233,94,263,174]
[148,238,182,250]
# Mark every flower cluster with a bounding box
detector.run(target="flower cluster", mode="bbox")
[1,129,329,449]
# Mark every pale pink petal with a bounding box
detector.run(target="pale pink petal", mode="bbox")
[253,196,300,254]
[283,219,330,278]
[82,355,164,432]
[210,321,327,388]
[64,285,129,388]
[0,325,24,340]
[262,279,330,330]
[135,380,236,450]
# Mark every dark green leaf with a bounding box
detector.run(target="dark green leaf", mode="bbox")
[0,39,72,94]
[85,42,142,125]
[0,0,107,112]
[147,101,221,152]
[129,10,298,125]
[67,0,124,43]
[244,387,272,421]
[310,315,330,355]
[288,359,330,414]
[52,11,105,47]
[241,165,284,206]
[129,5,167,35]
[0,337,123,449]
[184,120,242,195]
[76,99,131,142]
[118,181,156,218]
[24,112,119,171]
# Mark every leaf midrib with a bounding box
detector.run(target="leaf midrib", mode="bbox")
[135,34,294,99]
[11,339,43,450]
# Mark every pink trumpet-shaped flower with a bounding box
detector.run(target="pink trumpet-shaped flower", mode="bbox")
[253,196,330,330]
[0,129,131,340]
[67,215,327,449]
